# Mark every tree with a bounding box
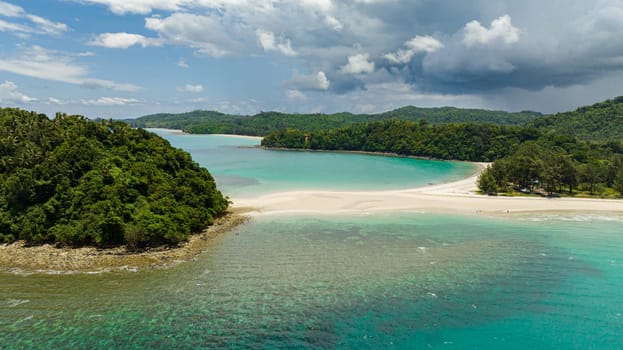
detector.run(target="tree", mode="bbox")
[614,167,623,197]
[478,168,498,195]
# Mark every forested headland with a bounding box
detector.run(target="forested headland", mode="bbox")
[126,107,540,136]
[0,108,229,247]
[261,120,541,162]
[261,97,623,198]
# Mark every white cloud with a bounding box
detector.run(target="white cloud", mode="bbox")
[89,32,162,48]
[75,0,185,15]
[324,15,343,31]
[353,0,396,3]
[463,15,520,47]
[0,1,68,36]
[299,0,333,13]
[178,84,204,93]
[145,12,242,57]
[256,29,297,56]
[0,18,28,32]
[178,58,189,68]
[0,1,22,17]
[385,35,444,64]
[81,97,141,106]
[341,53,375,74]
[286,89,307,101]
[290,71,330,90]
[0,80,36,103]
[0,45,140,91]
[45,97,65,105]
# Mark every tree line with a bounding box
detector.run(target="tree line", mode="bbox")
[261,119,541,162]
[478,137,623,197]
[127,107,540,136]
[261,118,623,197]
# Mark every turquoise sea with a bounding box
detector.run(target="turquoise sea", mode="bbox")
[1,131,622,349]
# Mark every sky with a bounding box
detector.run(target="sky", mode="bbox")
[0,0,622,118]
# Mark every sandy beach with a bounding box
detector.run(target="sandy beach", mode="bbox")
[233,163,623,216]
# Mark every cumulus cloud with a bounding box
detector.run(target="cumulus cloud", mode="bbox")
[385,35,444,64]
[61,0,623,112]
[463,15,520,47]
[341,53,375,74]
[256,29,297,56]
[0,80,36,103]
[0,0,68,36]
[178,84,204,93]
[89,32,162,48]
[290,71,330,91]
[144,12,246,57]
[324,15,343,31]
[0,45,140,91]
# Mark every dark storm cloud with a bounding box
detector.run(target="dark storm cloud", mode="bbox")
[373,0,623,94]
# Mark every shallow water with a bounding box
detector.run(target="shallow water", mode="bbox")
[1,133,622,349]
[2,213,622,349]
[148,129,475,197]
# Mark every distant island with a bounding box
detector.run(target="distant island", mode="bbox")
[0,108,229,249]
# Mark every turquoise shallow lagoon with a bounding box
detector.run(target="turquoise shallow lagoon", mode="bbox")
[147,129,476,197]
[2,214,622,349]
[1,132,622,349]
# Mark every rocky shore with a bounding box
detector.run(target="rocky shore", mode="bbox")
[0,213,248,275]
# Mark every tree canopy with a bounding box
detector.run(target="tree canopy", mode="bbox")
[261,119,541,162]
[530,96,623,142]
[0,108,228,247]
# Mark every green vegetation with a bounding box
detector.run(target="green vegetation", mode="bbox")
[127,107,541,136]
[531,96,623,142]
[261,120,541,162]
[478,137,623,197]
[0,108,228,247]
[261,96,623,198]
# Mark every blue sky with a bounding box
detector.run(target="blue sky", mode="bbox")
[1,0,622,118]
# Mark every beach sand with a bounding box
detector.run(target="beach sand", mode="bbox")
[233,163,623,216]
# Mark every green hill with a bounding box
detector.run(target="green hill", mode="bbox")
[531,96,623,142]
[126,107,541,136]
[0,108,228,247]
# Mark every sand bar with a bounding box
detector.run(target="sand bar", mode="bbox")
[233,163,623,216]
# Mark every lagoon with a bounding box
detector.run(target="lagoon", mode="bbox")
[148,129,475,197]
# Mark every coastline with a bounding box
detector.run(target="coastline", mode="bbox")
[233,163,623,217]
[259,146,483,164]
[0,213,248,275]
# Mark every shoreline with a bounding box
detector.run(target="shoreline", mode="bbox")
[259,146,484,165]
[232,163,623,217]
[0,213,248,275]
